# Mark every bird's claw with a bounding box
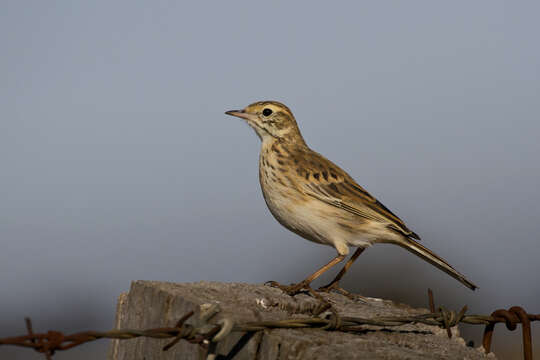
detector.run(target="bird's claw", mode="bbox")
[318,281,349,295]
[265,280,312,296]
[317,282,366,301]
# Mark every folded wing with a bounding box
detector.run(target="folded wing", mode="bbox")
[296,149,420,240]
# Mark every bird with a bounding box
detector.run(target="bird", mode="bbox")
[225,101,477,296]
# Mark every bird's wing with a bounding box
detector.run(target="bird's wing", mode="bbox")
[296,150,420,240]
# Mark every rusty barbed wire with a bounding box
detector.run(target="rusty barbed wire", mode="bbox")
[0,290,538,359]
[428,289,539,360]
[482,307,539,360]
[0,313,214,360]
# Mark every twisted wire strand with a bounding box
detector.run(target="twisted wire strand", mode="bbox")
[0,290,538,360]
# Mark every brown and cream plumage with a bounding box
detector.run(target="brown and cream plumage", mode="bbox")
[226,101,477,294]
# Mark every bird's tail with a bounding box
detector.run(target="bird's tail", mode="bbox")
[393,238,478,291]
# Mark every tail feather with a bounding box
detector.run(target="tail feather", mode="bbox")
[395,238,478,291]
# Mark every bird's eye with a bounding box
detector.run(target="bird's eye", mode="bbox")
[262,108,273,117]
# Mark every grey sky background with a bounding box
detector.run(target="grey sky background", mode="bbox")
[1,1,539,359]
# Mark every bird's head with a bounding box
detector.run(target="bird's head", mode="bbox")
[226,101,304,143]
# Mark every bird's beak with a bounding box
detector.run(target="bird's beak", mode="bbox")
[225,109,251,121]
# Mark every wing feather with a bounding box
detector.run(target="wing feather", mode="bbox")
[296,149,420,240]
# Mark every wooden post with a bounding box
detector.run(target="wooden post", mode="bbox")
[108,281,490,359]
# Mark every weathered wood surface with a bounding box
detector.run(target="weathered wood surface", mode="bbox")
[108,281,491,359]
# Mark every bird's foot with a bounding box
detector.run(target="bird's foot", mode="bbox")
[317,282,367,302]
[265,280,312,296]
[317,281,351,297]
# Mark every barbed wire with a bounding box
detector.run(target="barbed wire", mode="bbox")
[0,289,538,360]
[428,289,538,360]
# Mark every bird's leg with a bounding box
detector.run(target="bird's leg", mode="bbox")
[266,254,346,296]
[318,247,365,298]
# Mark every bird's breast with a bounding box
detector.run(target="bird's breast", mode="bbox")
[258,145,333,245]
[259,153,299,221]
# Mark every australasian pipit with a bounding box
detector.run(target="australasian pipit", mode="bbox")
[226,101,477,296]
